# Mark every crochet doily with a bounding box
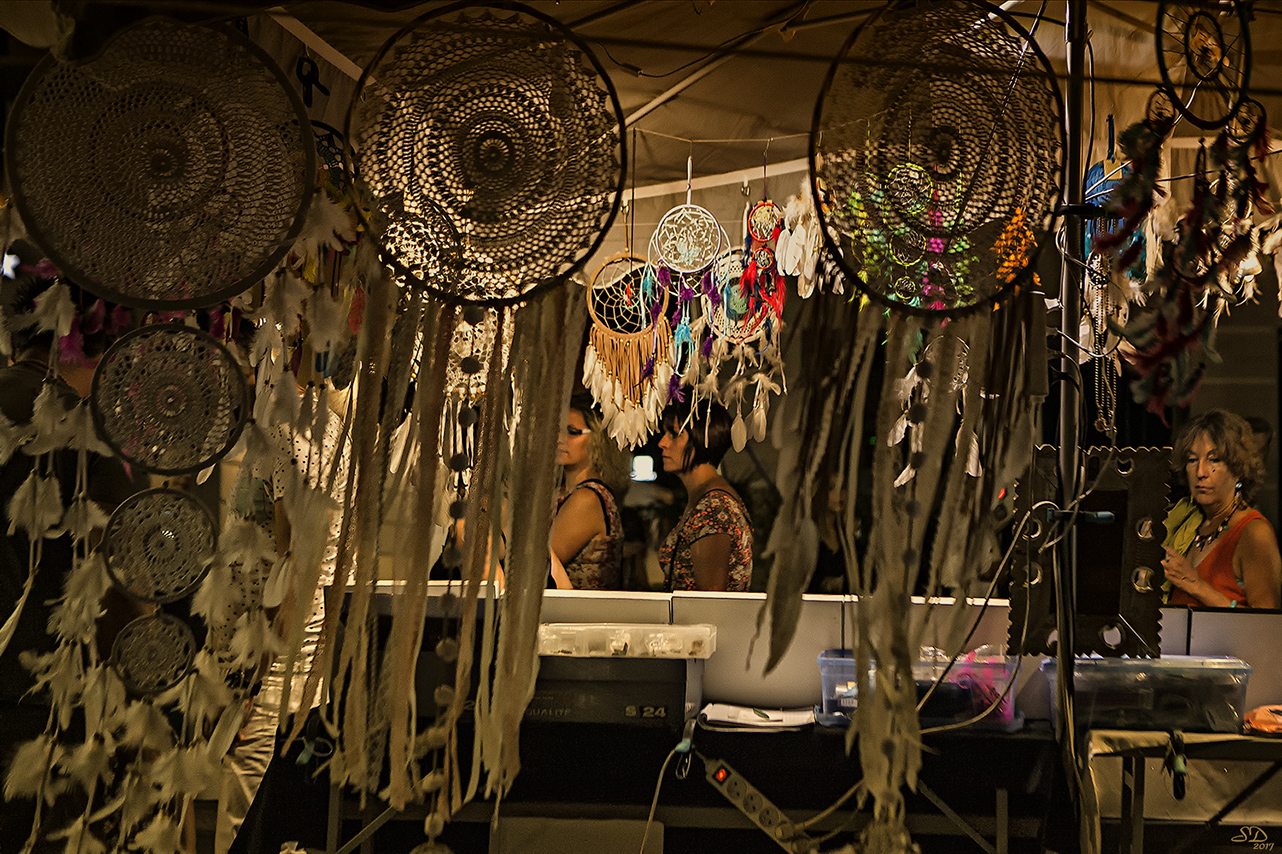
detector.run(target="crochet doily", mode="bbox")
[348,3,625,304]
[104,488,217,604]
[5,16,314,309]
[111,612,197,695]
[90,323,248,474]
[812,0,1064,316]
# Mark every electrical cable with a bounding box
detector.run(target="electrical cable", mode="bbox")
[637,743,683,854]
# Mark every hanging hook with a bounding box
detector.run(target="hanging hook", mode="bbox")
[686,152,693,207]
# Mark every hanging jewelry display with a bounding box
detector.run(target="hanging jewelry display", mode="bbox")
[90,323,249,475]
[110,612,198,696]
[812,1,1064,316]
[5,17,314,309]
[1156,1,1252,131]
[346,2,626,305]
[103,488,217,604]
[584,253,672,448]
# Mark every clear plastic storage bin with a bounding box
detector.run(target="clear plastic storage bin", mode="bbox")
[1041,655,1251,733]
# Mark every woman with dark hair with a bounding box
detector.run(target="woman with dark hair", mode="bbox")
[1162,409,1281,608]
[551,392,630,589]
[657,399,753,591]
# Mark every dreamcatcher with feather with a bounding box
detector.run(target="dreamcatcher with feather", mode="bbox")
[1106,3,1266,420]
[583,252,673,448]
[757,4,1065,852]
[2,15,313,851]
[295,4,627,844]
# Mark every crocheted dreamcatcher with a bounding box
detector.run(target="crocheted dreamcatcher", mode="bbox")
[812,0,1064,316]
[104,488,217,603]
[111,612,198,695]
[347,2,625,304]
[5,17,314,309]
[1157,1,1252,131]
[90,323,249,475]
[584,253,672,448]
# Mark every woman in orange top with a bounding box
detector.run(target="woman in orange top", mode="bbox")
[1162,410,1282,608]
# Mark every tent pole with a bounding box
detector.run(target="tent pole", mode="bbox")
[1056,0,1089,814]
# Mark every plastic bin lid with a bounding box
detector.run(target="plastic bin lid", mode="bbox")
[1040,654,1251,672]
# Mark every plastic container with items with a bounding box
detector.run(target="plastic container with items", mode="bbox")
[537,623,716,658]
[1041,654,1252,733]
[817,647,1024,731]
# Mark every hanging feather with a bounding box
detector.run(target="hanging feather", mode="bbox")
[131,811,184,854]
[116,701,175,753]
[48,816,109,854]
[7,471,63,538]
[61,737,114,791]
[3,734,56,800]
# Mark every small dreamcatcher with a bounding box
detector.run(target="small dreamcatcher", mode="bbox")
[104,488,217,604]
[5,16,315,309]
[90,323,250,475]
[111,612,198,696]
[584,253,672,448]
[1157,1,1252,131]
[698,248,784,451]
[812,0,1064,316]
[347,2,626,305]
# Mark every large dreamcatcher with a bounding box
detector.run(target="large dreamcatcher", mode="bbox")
[5,16,314,309]
[771,4,1066,851]
[813,2,1063,316]
[584,253,672,448]
[347,2,625,305]
[284,3,624,841]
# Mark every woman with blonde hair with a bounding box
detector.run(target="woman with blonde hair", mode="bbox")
[1162,409,1281,608]
[550,391,631,589]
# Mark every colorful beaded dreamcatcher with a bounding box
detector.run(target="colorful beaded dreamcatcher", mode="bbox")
[5,16,315,309]
[812,1,1063,316]
[784,6,1067,852]
[584,253,672,448]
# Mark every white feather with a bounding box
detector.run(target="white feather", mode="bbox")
[47,816,108,854]
[7,471,63,538]
[3,734,54,799]
[0,409,30,465]
[20,279,76,337]
[61,737,114,790]
[132,812,184,854]
[23,382,74,455]
[117,700,175,752]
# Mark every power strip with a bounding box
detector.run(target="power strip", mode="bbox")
[703,756,816,853]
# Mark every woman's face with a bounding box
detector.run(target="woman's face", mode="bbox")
[658,423,690,473]
[1185,432,1238,511]
[558,409,591,469]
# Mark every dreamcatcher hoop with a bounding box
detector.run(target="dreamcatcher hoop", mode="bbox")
[1157,1,1251,131]
[346,1,626,306]
[703,249,773,345]
[90,323,249,475]
[588,253,670,337]
[104,488,217,604]
[811,0,1065,317]
[650,204,723,274]
[111,612,198,695]
[4,16,315,309]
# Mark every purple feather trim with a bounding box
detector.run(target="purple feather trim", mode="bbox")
[81,300,106,334]
[657,266,671,289]
[667,373,686,403]
[641,356,655,380]
[701,334,714,358]
[649,300,663,323]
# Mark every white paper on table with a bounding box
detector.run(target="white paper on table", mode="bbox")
[699,703,815,729]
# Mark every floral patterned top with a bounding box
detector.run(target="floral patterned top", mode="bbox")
[560,479,624,590]
[660,489,753,591]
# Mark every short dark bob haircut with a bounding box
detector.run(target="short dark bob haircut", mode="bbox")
[1172,408,1265,504]
[661,398,733,472]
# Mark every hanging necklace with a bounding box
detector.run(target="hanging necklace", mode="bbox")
[1193,496,1242,551]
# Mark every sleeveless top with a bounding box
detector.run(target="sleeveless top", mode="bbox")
[559,479,623,590]
[660,489,753,592]
[1168,508,1265,607]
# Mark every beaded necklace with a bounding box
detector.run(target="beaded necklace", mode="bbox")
[1192,497,1243,552]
